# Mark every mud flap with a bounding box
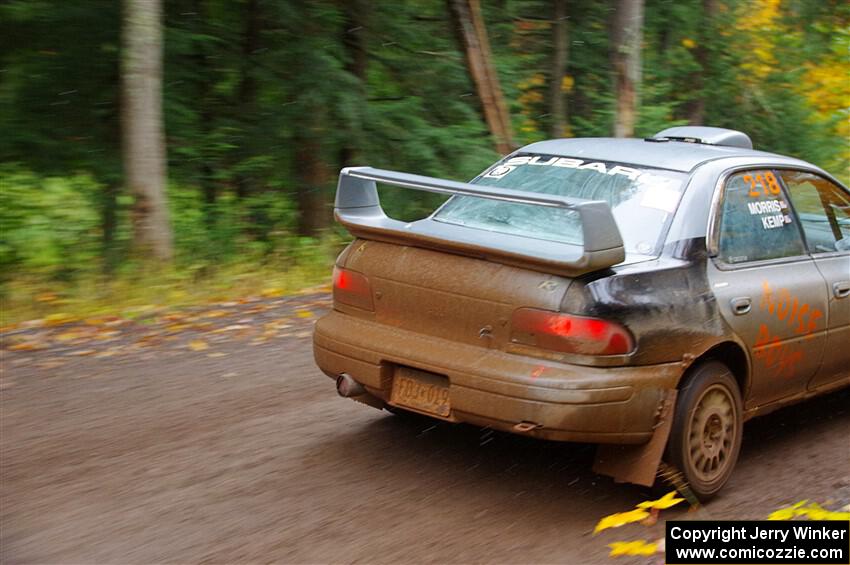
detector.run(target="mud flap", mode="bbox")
[593,389,677,487]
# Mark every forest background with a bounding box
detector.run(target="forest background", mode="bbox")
[1,0,847,323]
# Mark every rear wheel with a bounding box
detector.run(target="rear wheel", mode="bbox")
[667,361,743,501]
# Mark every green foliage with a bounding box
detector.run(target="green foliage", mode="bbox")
[0,167,102,280]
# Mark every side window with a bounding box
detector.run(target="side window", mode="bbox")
[717,170,806,264]
[780,171,850,254]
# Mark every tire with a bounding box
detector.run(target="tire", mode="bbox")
[666,361,743,501]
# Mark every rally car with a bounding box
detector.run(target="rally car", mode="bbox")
[313,126,850,499]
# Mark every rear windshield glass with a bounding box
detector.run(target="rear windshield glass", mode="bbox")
[434,154,686,257]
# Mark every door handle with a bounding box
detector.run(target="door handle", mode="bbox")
[730,297,752,315]
[834,281,850,299]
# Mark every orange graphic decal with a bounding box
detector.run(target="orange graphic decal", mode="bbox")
[760,281,823,336]
[754,324,804,379]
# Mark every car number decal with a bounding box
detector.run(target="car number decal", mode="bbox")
[742,171,794,230]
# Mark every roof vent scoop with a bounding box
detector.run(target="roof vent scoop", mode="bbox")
[651,126,753,149]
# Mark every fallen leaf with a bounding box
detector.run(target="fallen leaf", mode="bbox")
[45,313,78,327]
[768,500,809,521]
[135,334,161,347]
[261,287,286,298]
[188,340,209,351]
[608,540,658,557]
[202,309,230,319]
[56,331,85,342]
[767,500,850,521]
[637,491,685,511]
[8,342,46,351]
[295,309,313,319]
[94,330,121,340]
[159,313,186,322]
[594,508,650,534]
[640,508,660,527]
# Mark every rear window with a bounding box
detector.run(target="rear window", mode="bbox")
[434,154,686,257]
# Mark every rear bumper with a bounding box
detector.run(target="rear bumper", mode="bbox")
[313,310,682,444]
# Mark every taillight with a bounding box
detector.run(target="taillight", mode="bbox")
[333,266,374,311]
[510,308,634,356]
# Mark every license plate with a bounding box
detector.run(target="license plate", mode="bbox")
[390,367,451,418]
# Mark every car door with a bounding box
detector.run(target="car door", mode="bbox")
[707,168,829,407]
[778,170,850,390]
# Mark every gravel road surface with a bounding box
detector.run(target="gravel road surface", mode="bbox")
[2,294,848,563]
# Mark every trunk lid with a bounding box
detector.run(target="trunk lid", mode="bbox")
[341,239,572,349]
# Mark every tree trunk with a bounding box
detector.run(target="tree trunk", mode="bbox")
[191,0,217,229]
[610,0,644,138]
[687,0,717,125]
[339,0,368,167]
[294,135,329,237]
[235,0,262,199]
[549,0,569,138]
[448,0,514,155]
[122,0,173,261]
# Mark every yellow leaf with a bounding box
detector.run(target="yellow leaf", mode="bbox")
[261,287,286,298]
[45,313,78,327]
[768,500,808,521]
[637,491,685,511]
[797,503,849,521]
[8,342,44,351]
[56,331,84,342]
[767,501,850,521]
[594,508,650,534]
[608,540,658,557]
[202,310,229,319]
[188,340,209,351]
[295,310,313,319]
[681,38,697,49]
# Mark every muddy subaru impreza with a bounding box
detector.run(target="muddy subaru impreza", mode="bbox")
[313,126,850,499]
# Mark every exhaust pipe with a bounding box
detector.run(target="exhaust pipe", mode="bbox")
[336,373,366,398]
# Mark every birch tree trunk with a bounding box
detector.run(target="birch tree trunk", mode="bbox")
[549,0,569,138]
[610,0,644,138]
[122,0,173,261]
[449,0,514,155]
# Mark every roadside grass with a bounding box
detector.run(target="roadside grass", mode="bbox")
[1,250,339,328]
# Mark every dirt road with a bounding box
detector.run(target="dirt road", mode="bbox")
[2,294,848,563]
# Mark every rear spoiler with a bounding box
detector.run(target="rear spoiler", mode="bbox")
[334,166,625,277]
